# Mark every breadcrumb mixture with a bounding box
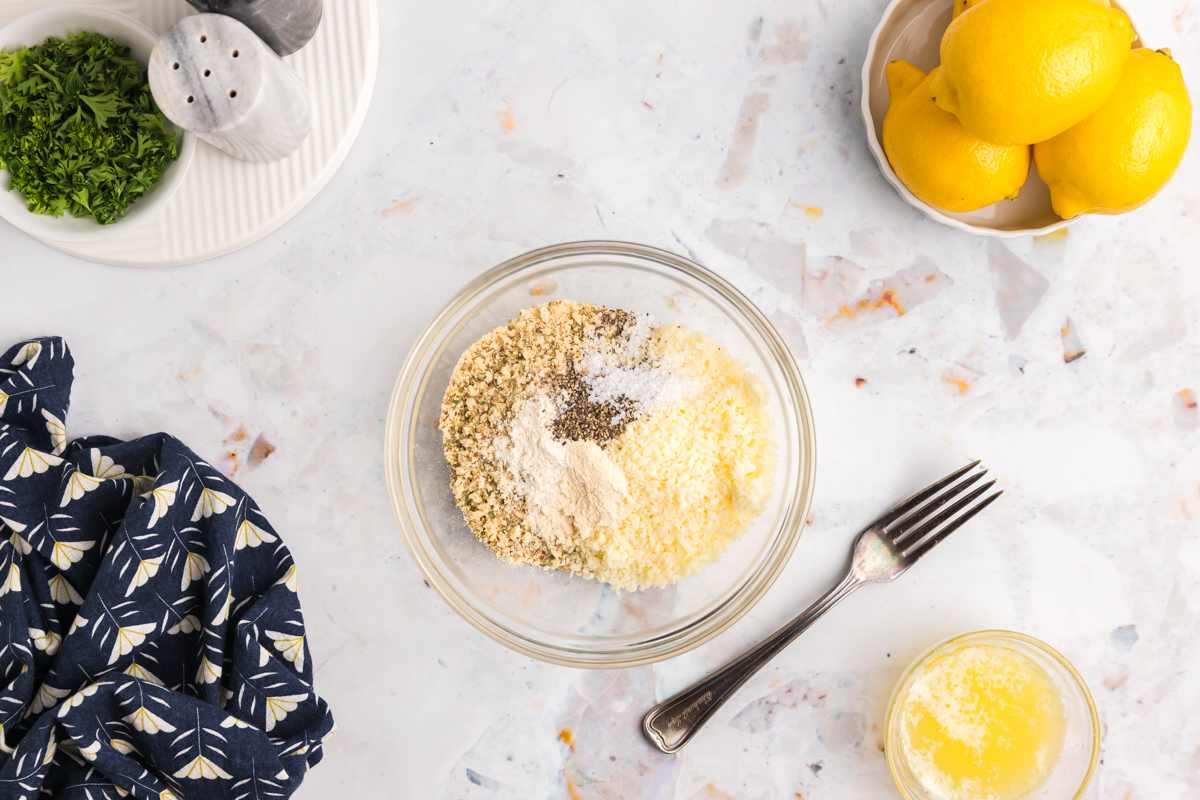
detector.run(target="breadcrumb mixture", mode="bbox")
[439,301,630,567]
[439,300,777,590]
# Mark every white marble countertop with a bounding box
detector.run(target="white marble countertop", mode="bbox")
[2,0,1199,797]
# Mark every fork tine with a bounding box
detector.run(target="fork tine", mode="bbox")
[887,470,988,541]
[899,480,996,547]
[874,460,982,529]
[902,486,1002,561]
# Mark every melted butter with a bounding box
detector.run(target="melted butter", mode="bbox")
[898,643,1065,800]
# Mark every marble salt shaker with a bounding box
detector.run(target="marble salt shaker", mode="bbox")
[184,0,323,57]
[149,14,312,164]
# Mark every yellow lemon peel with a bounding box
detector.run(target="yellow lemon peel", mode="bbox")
[1034,47,1192,217]
[954,0,1109,18]
[882,61,1031,213]
[932,0,1133,145]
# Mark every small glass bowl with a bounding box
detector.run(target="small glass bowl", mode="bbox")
[885,630,1100,800]
[384,241,817,667]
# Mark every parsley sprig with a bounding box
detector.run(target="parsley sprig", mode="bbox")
[0,32,179,225]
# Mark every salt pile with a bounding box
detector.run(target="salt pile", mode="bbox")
[578,313,696,420]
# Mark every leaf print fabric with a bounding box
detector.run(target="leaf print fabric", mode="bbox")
[0,338,335,800]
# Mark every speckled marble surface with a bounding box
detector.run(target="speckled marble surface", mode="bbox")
[2,0,1199,797]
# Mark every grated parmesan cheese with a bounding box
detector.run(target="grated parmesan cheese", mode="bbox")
[575,322,777,590]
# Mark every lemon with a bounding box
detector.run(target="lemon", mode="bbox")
[931,0,1133,145]
[1034,48,1192,217]
[952,0,1108,19]
[952,0,986,18]
[882,61,1031,212]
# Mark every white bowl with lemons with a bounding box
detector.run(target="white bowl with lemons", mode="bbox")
[862,0,1144,238]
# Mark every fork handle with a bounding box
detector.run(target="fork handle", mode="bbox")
[642,573,860,754]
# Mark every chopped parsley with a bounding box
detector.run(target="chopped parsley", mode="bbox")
[0,32,179,225]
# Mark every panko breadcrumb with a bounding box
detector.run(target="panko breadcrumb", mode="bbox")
[438,301,631,567]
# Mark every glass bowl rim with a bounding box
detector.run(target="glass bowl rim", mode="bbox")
[884,629,1101,800]
[383,240,818,667]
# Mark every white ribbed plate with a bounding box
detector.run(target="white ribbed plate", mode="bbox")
[0,0,379,267]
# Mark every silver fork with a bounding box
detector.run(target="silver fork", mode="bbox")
[642,461,1002,754]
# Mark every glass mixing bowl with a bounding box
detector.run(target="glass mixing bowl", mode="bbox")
[885,630,1100,800]
[384,241,816,667]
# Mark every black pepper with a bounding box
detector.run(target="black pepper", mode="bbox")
[548,365,635,446]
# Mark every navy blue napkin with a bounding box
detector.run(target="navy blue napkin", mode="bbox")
[0,338,334,800]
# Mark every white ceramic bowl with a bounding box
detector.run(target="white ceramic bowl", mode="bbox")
[0,5,195,244]
[861,0,1143,237]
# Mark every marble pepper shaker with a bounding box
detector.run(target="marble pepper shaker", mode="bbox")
[149,14,312,164]
[184,0,323,57]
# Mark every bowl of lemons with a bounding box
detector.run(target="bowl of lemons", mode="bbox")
[862,0,1192,237]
